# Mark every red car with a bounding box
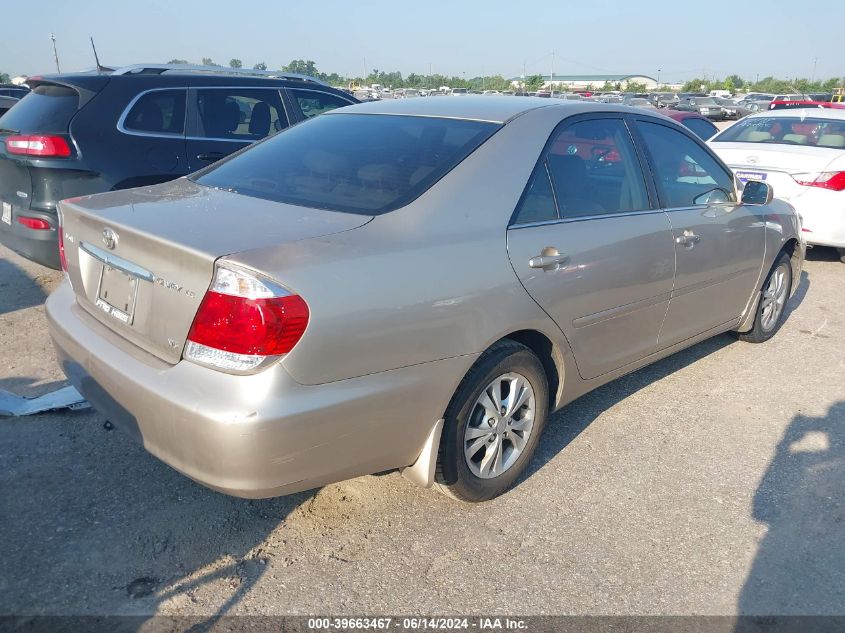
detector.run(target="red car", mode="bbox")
[661,109,719,140]
[769,100,845,111]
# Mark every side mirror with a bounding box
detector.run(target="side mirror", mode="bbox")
[741,180,774,205]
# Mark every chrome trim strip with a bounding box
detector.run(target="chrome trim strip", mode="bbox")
[117,87,292,143]
[572,291,672,329]
[110,64,328,86]
[80,242,155,282]
[509,208,664,229]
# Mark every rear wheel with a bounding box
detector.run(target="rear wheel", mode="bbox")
[837,248,845,264]
[435,341,549,502]
[738,251,792,343]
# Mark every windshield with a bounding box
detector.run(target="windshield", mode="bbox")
[193,113,499,214]
[712,116,845,149]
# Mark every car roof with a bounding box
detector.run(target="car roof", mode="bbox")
[324,96,651,124]
[747,108,845,121]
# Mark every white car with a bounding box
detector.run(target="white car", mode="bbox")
[709,109,845,262]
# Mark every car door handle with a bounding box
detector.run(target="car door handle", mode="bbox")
[675,231,701,247]
[529,249,569,270]
[196,152,226,162]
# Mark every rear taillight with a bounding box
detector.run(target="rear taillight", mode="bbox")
[5,134,71,157]
[16,216,51,230]
[791,171,845,191]
[184,264,309,373]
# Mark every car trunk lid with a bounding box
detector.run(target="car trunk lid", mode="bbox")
[710,142,845,198]
[59,178,372,364]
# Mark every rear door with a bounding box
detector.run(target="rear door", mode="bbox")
[506,115,676,380]
[185,87,290,171]
[115,88,188,187]
[632,118,765,348]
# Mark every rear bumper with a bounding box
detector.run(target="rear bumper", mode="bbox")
[789,190,845,248]
[46,282,472,498]
[0,204,61,269]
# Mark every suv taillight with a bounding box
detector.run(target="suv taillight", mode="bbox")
[184,264,309,373]
[5,134,71,157]
[791,171,845,191]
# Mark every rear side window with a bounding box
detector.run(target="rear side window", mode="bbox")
[545,118,649,218]
[512,161,558,225]
[638,121,736,207]
[0,84,78,133]
[196,89,288,140]
[123,89,186,135]
[193,113,498,214]
[289,89,353,119]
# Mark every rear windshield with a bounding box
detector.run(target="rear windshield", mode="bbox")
[712,116,845,149]
[193,113,499,214]
[0,84,79,133]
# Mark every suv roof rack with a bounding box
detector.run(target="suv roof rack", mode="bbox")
[110,64,328,86]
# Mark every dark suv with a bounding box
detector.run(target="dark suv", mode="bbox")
[0,65,357,269]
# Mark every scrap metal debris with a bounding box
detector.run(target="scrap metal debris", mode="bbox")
[0,386,90,417]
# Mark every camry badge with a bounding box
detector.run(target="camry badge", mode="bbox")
[102,227,118,250]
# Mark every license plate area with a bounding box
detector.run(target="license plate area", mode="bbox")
[95,265,139,325]
[736,170,767,183]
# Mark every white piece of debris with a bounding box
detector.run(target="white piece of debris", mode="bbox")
[0,386,90,417]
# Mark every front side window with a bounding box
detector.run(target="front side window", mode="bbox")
[289,89,353,119]
[193,113,498,214]
[196,89,288,140]
[124,89,186,135]
[637,121,736,207]
[545,118,649,218]
[712,116,845,149]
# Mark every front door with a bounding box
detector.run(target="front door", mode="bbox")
[633,118,765,348]
[507,116,676,380]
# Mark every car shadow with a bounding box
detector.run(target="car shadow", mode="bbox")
[0,257,47,316]
[525,268,810,482]
[736,401,845,619]
[804,245,841,263]
[0,404,316,629]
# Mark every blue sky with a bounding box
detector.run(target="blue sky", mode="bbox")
[3,0,843,83]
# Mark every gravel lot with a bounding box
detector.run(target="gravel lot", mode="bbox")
[1,241,843,618]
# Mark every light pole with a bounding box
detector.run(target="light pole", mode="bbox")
[657,68,661,87]
[50,33,61,73]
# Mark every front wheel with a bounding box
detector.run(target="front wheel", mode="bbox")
[837,248,845,264]
[738,251,793,343]
[435,341,549,502]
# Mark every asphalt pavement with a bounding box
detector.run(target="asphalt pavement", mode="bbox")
[0,241,843,618]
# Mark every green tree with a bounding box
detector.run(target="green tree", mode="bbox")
[201,57,219,67]
[229,59,242,69]
[167,59,189,65]
[724,74,745,90]
[524,74,545,91]
[0,72,10,83]
[284,59,318,76]
[253,62,267,70]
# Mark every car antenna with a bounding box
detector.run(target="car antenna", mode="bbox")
[90,37,114,73]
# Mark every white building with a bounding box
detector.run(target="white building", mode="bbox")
[510,74,660,91]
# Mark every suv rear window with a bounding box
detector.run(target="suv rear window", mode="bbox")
[0,84,78,133]
[193,113,499,214]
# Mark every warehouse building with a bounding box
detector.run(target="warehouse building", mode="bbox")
[510,74,660,90]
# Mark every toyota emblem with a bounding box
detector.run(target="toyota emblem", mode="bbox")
[102,227,118,250]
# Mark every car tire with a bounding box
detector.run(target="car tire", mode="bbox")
[837,248,845,264]
[738,251,793,344]
[434,340,549,502]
